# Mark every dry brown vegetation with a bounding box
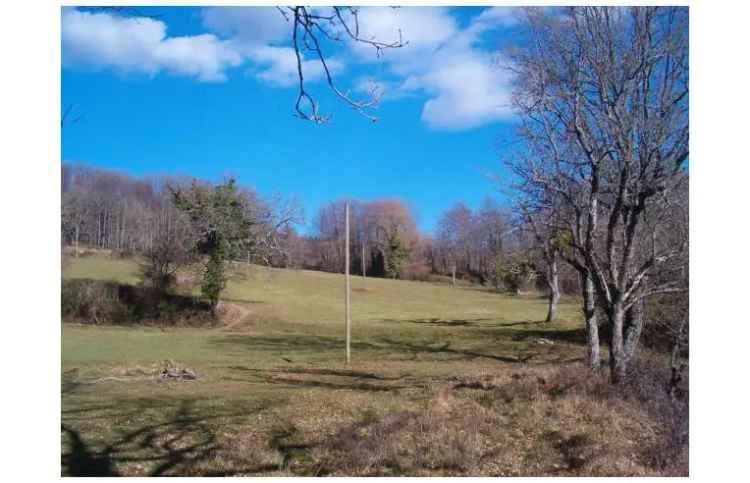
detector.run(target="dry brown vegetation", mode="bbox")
[312,361,688,476]
[62,354,687,477]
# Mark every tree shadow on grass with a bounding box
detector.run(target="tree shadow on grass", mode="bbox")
[61,398,276,476]
[380,318,489,327]
[374,337,535,364]
[382,318,557,330]
[209,333,534,365]
[62,370,83,396]
[282,367,403,381]
[221,297,267,305]
[225,366,405,392]
[501,320,552,328]
[62,424,118,476]
[208,334,381,357]
[504,327,588,345]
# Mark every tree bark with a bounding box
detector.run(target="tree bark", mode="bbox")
[609,305,627,384]
[623,299,644,365]
[545,255,560,322]
[605,299,645,383]
[582,273,600,369]
[669,318,687,398]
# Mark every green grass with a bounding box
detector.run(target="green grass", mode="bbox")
[62,256,589,476]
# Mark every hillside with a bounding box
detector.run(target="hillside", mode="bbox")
[61,256,680,476]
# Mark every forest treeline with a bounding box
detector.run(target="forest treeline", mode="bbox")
[61,163,556,293]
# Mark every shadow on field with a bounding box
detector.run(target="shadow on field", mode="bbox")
[283,367,402,380]
[62,369,83,395]
[381,317,491,327]
[209,333,534,364]
[501,320,552,328]
[61,398,276,476]
[504,327,587,345]
[225,366,406,392]
[209,334,380,355]
[375,337,535,363]
[382,318,560,330]
[221,297,267,305]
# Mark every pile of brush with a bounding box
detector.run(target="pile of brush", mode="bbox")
[158,359,198,381]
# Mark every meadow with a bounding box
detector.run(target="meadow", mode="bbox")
[61,256,681,476]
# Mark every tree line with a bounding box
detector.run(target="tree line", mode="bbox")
[61,164,303,312]
[61,164,542,289]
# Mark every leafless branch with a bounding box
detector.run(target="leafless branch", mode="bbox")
[282,6,406,123]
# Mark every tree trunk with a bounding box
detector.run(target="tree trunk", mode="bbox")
[545,255,560,322]
[623,299,644,365]
[581,273,600,369]
[74,225,80,258]
[669,318,687,399]
[451,263,456,286]
[609,305,627,384]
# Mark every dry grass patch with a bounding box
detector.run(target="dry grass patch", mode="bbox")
[312,362,688,477]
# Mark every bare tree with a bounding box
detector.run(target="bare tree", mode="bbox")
[475,198,509,288]
[139,224,196,296]
[436,203,474,286]
[62,189,91,258]
[245,192,304,268]
[521,209,562,322]
[506,6,688,382]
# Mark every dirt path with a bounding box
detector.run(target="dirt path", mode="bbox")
[218,302,253,330]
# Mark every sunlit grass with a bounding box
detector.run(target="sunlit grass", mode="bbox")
[62,255,588,476]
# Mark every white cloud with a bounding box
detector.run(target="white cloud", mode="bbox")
[350,7,518,129]
[417,55,514,129]
[200,7,344,87]
[247,45,343,87]
[201,7,289,48]
[350,7,458,70]
[62,8,242,82]
[474,7,521,27]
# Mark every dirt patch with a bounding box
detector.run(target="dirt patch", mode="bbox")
[218,302,289,331]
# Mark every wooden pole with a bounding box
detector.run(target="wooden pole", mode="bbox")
[362,241,366,277]
[345,202,351,365]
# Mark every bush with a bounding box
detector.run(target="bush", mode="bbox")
[61,279,129,324]
[61,279,214,326]
[401,261,432,282]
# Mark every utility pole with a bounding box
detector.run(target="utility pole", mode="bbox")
[345,202,351,365]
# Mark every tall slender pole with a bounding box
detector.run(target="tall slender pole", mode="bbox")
[345,202,351,365]
[362,241,366,277]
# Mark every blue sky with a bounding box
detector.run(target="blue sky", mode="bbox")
[61,6,525,235]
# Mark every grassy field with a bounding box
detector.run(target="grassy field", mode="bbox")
[62,256,677,476]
